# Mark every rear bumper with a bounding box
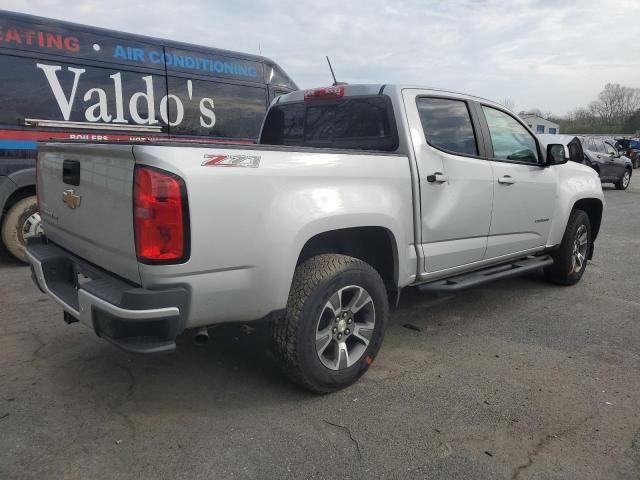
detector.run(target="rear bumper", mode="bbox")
[26,238,189,354]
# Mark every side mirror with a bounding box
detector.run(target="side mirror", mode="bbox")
[545,143,567,166]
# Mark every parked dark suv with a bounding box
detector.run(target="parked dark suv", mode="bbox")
[614,139,640,169]
[537,134,632,189]
[582,138,633,190]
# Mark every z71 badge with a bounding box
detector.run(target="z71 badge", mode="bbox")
[202,153,260,168]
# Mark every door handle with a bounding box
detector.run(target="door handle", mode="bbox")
[497,175,516,185]
[427,172,449,184]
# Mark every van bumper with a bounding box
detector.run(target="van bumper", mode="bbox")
[26,237,189,354]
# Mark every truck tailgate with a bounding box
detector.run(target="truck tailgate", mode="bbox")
[37,143,140,284]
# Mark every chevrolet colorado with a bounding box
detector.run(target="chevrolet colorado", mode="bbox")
[27,84,605,392]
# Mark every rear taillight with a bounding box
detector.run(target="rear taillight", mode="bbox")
[133,166,189,264]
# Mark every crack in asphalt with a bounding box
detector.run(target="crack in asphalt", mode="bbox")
[323,420,363,461]
[631,427,640,472]
[511,410,600,480]
[109,361,137,439]
[2,330,47,363]
[109,361,136,406]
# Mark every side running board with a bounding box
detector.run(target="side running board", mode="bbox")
[417,255,554,293]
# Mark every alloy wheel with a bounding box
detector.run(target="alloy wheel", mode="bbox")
[315,285,375,371]
[571,224,588,273]
[622,171,631,188]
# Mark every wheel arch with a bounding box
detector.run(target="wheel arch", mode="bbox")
[296,226,399,294]
[572,197,603,241]
[2,185,36,218]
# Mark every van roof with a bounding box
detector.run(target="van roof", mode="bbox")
[0,9,278,67]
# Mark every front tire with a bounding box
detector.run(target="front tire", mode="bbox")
[544,210,591,286]
[272,254,389,393]
[614,168,631,190]
[1,196,42,263]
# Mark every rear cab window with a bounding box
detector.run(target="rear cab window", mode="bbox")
[260,96,398,151]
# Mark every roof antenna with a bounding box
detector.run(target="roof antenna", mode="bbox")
[326,56,347,86]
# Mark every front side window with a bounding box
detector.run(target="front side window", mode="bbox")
[593,140,605,153]
[604,142,616,155]
[416,97,478,156]
[482,106,539,164]
[583,138,594,152]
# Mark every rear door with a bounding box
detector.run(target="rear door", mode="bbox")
[403,90,494,273]
[476,105,557,258]
[37,143,140,283]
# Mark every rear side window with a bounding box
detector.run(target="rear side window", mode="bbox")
[167,76,267,139]
[416,97,478,156]
[260,96,398,151]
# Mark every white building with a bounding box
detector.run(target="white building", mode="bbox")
[520,113,560,135]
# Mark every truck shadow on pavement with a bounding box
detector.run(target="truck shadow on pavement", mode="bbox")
[37,271,557,421]
[1,240,569,419]
[0,248,25,268]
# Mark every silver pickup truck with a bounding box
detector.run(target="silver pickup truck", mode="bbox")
[27,84,604,392]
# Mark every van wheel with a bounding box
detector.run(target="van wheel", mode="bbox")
[272,254,388,393]
[544,210,591,286]
[1,196,42,263]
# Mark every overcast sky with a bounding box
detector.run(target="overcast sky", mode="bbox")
[4,0,640,115]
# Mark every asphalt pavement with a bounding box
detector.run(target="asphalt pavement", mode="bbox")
[1,184,639,480]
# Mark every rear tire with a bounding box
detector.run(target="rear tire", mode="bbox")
[544,210,591,286]
[1,196,41,263]
[614,168,631,190]
[272,254,389,393]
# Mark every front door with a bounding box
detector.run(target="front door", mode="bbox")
[604,141,626,179]
[403,90,494,274]
[586,139,611,180]
[478,105,557,258]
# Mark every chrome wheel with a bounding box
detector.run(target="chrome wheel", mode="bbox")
[622,170,631,188]
[22,212,43,241]
[315,285,375,371]
[571,224,588,273]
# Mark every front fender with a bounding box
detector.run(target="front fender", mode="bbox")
[547,164,604,246]
[0,176,19,213]
[7,167,35,189]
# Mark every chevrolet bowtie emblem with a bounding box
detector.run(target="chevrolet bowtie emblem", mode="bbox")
[62,189,81,209]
